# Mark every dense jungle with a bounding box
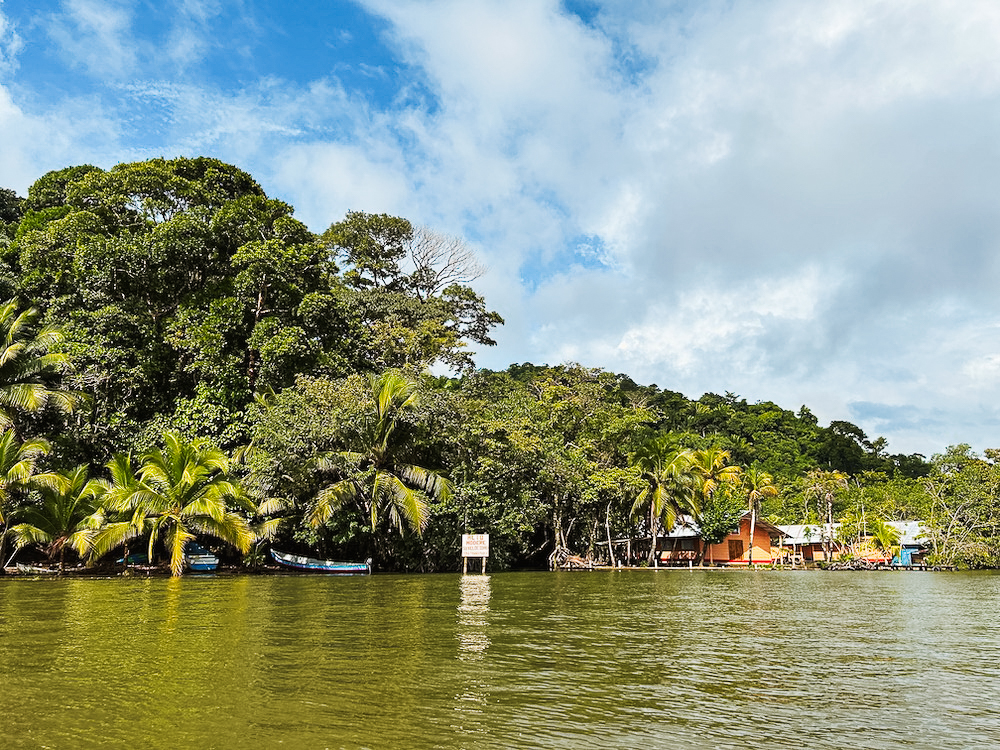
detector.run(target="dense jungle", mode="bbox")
[1,157,997,574]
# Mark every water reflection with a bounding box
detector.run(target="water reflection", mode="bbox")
[454,573,493,743]
[457,574,491,659]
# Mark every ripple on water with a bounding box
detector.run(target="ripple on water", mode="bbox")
[2,571,1000,749]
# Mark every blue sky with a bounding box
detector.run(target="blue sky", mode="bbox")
[2,0,1000,456]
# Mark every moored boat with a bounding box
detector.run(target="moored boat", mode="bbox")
[15,563,57,575]
[270,549,371,574]
[185,543,219,573]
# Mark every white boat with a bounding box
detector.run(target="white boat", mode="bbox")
[185,543,219,572]
[270,549,371,574]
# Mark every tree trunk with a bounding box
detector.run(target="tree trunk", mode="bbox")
[747,503,757,567]
[825,492,834,562]
[647,504,658,566]
[605,501,617,568]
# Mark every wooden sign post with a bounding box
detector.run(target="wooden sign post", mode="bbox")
[462,533,490,574]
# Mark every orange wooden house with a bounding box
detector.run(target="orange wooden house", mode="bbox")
[659,512,784,566]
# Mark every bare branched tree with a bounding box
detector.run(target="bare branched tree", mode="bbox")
[405,226,487,300]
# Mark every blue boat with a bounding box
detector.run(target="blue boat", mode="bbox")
[185,543,219,573]
[115,553,150,565]
[270,549,371,574]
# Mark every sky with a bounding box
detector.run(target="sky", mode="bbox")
[1,0,999,457]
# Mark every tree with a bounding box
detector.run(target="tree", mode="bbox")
[630,436,696,566]
[319,211,503,374]
[867,518,900,562]
[323,211,412,291]
[921,446,1000,567]
[0,188,23,224]
[690,447,742,516]
[92,432,253,575]
[405,226,486,301]
[688,448,742,564]
[804,469,849,561]
[8,465,104,573]
[0,299,80,433]
[308,372,452,561]
[743,462,778,564]
[696,484,746,564]
[0,429,50,572]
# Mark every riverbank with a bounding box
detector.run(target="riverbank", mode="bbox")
[3,562,962,577]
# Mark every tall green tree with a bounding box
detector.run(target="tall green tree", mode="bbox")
[688,448,742,564]
[0,429,50,571]
[743,462,778,563]
[690,448,742,517]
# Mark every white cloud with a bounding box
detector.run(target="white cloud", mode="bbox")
[3,0,1000,454]
[46,0,139,79]
[271,141,412,228]
[0,9,22,76]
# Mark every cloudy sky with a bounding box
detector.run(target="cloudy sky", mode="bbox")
[2,0,999,456]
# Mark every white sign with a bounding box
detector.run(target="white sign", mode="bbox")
[462,533,490,557]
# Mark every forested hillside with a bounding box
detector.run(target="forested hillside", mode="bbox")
[1,158,997,572]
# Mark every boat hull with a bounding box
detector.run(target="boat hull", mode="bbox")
[271,550,371,574]
[186,555,219,572]
[185,544,220,573]
[15,563,57,575]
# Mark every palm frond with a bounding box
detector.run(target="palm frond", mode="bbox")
[374,471,429,534]
[189,514,253,554]
[398,463,452,502]
[309,479,358,528]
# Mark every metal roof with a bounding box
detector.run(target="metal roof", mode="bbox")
[778,521,928,547]
[779,523,839,545]
[885,521,928,547]
[663,511,783,539]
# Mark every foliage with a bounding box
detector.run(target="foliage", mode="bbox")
[922,446,1000,567]
[630,436,695,564]
[2,157,988,573]
[91,431,253,575]
[0,299,80,433]
[8,465,104,572]
[867,519,901,559]
[697,484,745,547]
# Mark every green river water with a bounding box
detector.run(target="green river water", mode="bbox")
[1,570,998,749]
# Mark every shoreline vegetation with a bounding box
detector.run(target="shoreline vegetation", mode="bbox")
[1,157,999,576]
[3,558,962,577]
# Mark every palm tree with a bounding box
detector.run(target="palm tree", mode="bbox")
[868,519,901,563]
[804,469,849,562]
[92,432,253,576]
[743,463,778,565]
[308,371,452,556]
[689,447,742,564]
[0,299,80,432]
[8,465,105,573]
[630,436,696,566]
[0,429,50,571]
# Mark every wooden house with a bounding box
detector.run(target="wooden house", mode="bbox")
[660,512,785,566]
[777,523,842,563]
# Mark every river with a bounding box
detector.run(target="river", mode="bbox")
[1,570,998,749]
